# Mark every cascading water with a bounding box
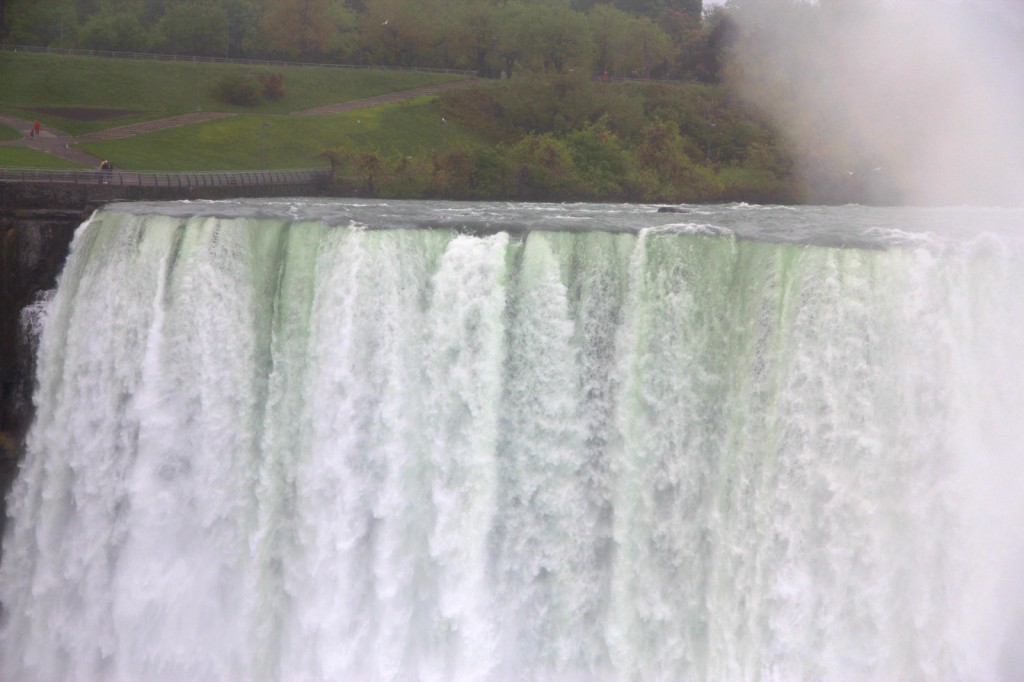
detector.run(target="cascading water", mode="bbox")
[2,200,1023,681]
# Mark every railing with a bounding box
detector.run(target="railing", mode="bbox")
[0,44,476,76]
[0,167,331,188]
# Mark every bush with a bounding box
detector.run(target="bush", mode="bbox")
[214,73,262,107]
[564,120,631,199]
[509,133,581,200]
[258,73,285,101]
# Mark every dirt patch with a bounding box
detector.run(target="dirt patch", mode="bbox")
[28,108,143,122]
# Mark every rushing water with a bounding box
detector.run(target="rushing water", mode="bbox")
[3,200,1024,681]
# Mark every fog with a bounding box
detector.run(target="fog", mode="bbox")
[727,0,1024,205]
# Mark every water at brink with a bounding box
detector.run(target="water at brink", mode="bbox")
[3,200,1024,681]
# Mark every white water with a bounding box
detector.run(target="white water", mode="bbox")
[3,201,1024,681]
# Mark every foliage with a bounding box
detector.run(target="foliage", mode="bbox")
[2,0,721,82]
[258,73,286,101]
[447,0,501,75]
[221,0,261,57]
[430,148,482,197]
[153,3,229,56]
[0,16,806,203]
[635,119,718,199]
[589,5,676,79]
[316,77,797,203]
[509,133,580,199]
[563,119,632,198]
[214,73,262,107]
[78,10,150,52]
[2,0,72,45]
[346,77,797,202]
[519,4,593,75]
[261,0,337,58]
[630,15,673,78]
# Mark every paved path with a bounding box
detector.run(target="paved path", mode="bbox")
[0,114,104,166]
[75,112,236,142]
[0,79,476,168]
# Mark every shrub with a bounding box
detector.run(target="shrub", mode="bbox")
[509,133,581,200]
[214,73,262,107]
[564,120,631,199]
[258,73,286,101]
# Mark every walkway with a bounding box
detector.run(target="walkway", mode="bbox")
[0,79,476,170]
[75,112,236,142]
[0,114,104,166]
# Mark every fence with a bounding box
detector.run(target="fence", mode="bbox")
[0,167,331,188]
[0,44,475,76]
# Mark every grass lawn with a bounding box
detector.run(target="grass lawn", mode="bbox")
[0,52,468,136]
[80,97,487,171]
[0,123,21,141]
[0,146,88,168]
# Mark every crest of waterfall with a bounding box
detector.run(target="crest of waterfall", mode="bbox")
[2,201,1023,681]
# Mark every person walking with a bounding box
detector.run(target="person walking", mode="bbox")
[99,160,113,184]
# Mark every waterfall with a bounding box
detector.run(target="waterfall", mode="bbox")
[3,202,1023,681]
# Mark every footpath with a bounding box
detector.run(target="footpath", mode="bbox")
[0,79,474,169]
[0,114,104,166]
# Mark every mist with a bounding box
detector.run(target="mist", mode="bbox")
[726,0,1024,205]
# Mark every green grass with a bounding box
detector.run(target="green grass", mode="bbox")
[0,146,88,168]
[0,52,467,135]
[80,97,486,171]
[0,123,21,141]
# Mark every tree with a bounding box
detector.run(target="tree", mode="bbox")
[588,4,633,77]
[609,0,700,18]
[674,0,701,20]
[260,0,336,59]
[356,0,437,66]
[75,0,99,21]
[655,7,704,79]
[321,1,358,61]
[518,3,593,74]
[696,8,736,82]
[589,5,673,78]
[448,0,500,75]
[4,0,76,45]
[493,1,532,77]
[153,3,228,55]
[79,9,150,51]
[219,0,260,57]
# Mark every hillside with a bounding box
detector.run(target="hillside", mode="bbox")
[0,51,798,202]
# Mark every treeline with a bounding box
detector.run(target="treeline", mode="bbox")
[325,78,797,203]
[0,0,729,81]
